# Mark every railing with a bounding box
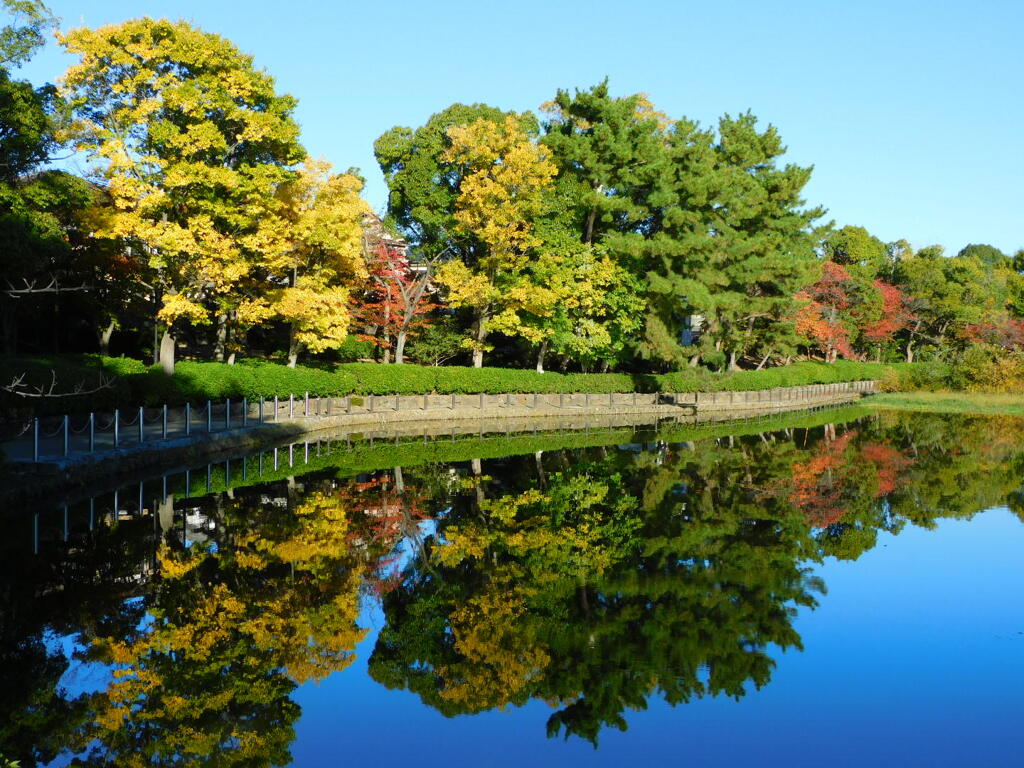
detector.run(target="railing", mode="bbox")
[2,380,876,463]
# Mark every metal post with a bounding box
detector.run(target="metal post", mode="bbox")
[139,406,144,443]
[185,469,190,498]
[451,393,456,410]
[368,395,374,413]
[289,394,294,418]
[242,398,248,427]
[559,394,564,408]
[162,404,168,438]
[327,397,332,416]
[274,395,279,422]
[63,505,69,541]
[395,394,400,412]
[304,391,309,416]
[226,399,231,429]
[479,393,484,410]
[185,403,191,436]
[114,410,120,448]
[304,441,309,463]
[89,412,95,452]
[225,459,230,488]
[89,498,94,530]
[259,397,264,424]
[274,447,279,470]
[63,415,69,456]
[346,395,352,414]
[207,401,212,433]
[33,513,39,554]
[288,444,293,467]
[206,463,211,492]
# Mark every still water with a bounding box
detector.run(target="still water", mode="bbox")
[1,408,1022,767]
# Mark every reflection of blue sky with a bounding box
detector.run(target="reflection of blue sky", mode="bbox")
[291,508,1024,767]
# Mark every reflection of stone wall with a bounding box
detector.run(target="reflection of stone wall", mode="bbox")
[9,381,876,499]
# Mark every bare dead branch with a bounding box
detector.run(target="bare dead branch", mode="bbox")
[2,369,116,398]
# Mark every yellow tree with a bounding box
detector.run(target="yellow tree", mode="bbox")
[434,114,556,367]
[239,159,370,366]
[59,18,304,373]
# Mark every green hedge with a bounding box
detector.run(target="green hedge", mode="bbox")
[0,355,915,418]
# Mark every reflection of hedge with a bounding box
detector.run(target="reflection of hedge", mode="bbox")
[162,403,871,499]
[1,354,912,417]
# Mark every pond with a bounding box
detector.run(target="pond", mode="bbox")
[1,406,1022,767]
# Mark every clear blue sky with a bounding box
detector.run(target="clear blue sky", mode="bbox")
[16,0,1024,256]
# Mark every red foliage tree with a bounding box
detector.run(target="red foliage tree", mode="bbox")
[352,243,436,363]
[796,262,857,362]
[862,281,915,345]
[961,316,1024,350]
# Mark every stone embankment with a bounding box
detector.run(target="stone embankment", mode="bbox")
[4,380,876,485]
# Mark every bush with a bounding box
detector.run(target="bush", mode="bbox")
[0,354,916,420]
[951,344,1024,392]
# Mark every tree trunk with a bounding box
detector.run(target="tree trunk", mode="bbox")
[214,313,227,362]
[159,329,176,375]
[688,353,702,367]
[98,320,115,357]
[598,360,609,373]
[287,325,301,368]
[905,341,914,363]
[227,352,236,365]
[395,330,407,364]
[728,350,740,371]
[583,208,597,244]
[535,339,549,374]
[394,466,405,494]
[472,313,487,368]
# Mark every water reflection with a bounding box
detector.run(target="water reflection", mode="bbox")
[2,410,1023,765]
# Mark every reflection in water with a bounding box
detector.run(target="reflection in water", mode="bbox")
[2,411,1023,765]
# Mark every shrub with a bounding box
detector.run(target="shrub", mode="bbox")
[952,344,1024,392]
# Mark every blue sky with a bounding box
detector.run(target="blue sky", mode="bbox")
[14,0,1024,256]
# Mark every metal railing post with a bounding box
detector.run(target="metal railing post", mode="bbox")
[395,394,400,412]
[206,401,212,433]
[479,393,484,410]
[162,404,168,439]
[89,412,95,452]
[304,391,309,416]
[114,410,120,448]
[32,417,39,461]
[242,397,248,427]
[138,406,144,443]
[185,403,191,436]
[451,393,456,410]
[346,394,351,414]
[274,395,279,422]
[63,415,69,456]
[289,394,294,418]
[226,398,231,429]
[259,397,264,424]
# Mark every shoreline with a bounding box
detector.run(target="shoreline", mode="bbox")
[1,381,874,498]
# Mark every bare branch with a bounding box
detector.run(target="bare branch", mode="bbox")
[2,370,116,398]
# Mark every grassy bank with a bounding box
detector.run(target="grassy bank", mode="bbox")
[1,354,912,417]
[866,391,1024,416]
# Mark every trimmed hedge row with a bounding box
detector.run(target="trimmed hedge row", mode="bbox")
[1,355,915,417]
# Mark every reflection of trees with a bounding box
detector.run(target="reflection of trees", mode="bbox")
[6,413,1024,759]
[370,448,823,744]
[63,487,373,767]
[371,415,1024,743]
